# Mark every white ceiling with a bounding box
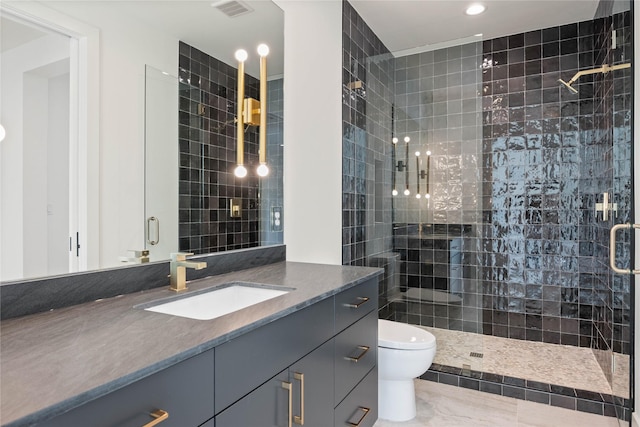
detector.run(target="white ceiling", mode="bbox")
[2,0,615,75]
[350,0,601,56]
[115,0,284,78]
[0,16,48,52]
[3,0,284,78]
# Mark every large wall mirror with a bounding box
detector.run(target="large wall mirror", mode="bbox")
[0,1,284,282]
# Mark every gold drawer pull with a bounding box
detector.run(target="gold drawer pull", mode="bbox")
[345,345,370,363]
[282,381,293,427]
[345,297,369,309]
[142,409,168,427]
[347,406,370,426]
[294,372,304,425]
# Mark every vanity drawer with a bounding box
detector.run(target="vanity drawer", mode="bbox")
[335,279,377,333]
[214,296,334,414]
[41,349,214,427]
[334,310,377,406]
[334,368,377,427]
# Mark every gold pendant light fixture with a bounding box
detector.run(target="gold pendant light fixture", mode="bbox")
[256,44,269,177]
[233,44,270,178]
[234,48,248,178]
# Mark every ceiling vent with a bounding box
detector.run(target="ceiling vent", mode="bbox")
[212,0,254,18]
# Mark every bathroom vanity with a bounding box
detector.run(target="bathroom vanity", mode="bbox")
[0,262,381,427]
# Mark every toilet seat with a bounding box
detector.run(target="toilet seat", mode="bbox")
[378,319,436,350]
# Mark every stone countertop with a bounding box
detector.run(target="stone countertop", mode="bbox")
[0,261,382,427]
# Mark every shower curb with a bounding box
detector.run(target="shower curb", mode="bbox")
[421,363,631,421]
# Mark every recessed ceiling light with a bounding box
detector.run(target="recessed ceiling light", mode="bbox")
[466,3,486,15]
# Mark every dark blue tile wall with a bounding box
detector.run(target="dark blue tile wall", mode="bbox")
[178,42,261,254]
[481,20,603,348]
[342,1,395,269]
[385,14,632,356]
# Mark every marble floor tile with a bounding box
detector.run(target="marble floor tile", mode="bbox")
[516,399,620,427]
[373,380,621,427]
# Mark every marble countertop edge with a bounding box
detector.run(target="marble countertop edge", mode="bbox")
[1,261,382,426]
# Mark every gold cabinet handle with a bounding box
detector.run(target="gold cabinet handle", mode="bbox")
[142,409,168,427]
[282,381,292,427]
[345,345,370,363]
[344,297,369,309]
[347,407,370,426]
[293,372,304,425]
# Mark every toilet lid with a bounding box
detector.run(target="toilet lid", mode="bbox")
[378,319,436,350]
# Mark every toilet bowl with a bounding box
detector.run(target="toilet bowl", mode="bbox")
[378,319,436,422]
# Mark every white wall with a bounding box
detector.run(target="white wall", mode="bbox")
[275,0,343,265]
[22,72,49,278]
[87,8,178,268]
[46,5,179,268]
[47,72,70,275]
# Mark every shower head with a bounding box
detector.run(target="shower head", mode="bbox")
[558,79,578,94]
[558,62,632,95]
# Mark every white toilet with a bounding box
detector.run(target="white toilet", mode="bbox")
[378,319,437,422]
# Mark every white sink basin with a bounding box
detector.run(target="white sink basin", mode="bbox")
[144,282,291,320]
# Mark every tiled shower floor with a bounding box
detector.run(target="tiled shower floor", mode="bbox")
[420,326,629,398]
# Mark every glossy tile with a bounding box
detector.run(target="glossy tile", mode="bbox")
[385,10,632,364]
[179,42,265,253]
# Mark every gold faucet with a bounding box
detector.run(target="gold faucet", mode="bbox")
[170,252,207,292]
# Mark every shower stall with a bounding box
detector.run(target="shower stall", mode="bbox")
[342,1,632,423]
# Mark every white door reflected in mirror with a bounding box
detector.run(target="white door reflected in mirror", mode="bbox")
[0,14,81,281]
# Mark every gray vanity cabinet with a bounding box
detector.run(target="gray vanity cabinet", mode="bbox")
[334,310,377,406]
[39,349,215,427]
[214,369,290,427]
[213,297,335,415]
[216,278,378,427]
[333,281,378,427]
[287,339,335,427]
[215,340,334,427]
[334,367,377,427]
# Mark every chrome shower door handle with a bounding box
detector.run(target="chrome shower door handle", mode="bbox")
[147,216,160,245]
[609,223,640,274]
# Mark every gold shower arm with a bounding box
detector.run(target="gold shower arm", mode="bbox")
[566,63,631,85]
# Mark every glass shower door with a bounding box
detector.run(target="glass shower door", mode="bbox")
[390,39,486,374]
[603,5,633,424]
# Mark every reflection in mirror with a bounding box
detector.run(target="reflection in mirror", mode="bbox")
[0,14,76,280]
[145,53,284,261]
[145,65,179,262]
[0,1,283,280]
